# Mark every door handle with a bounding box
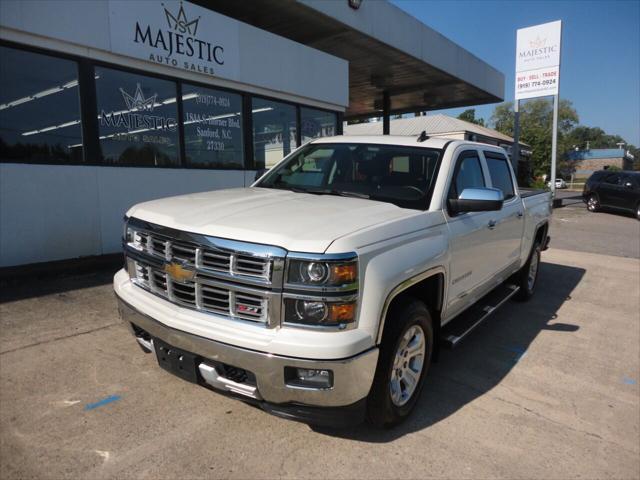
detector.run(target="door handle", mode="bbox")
[517,211,524,218]
[487,220,497,230]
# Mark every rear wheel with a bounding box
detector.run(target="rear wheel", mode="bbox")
[587,194,600,212]
[515,242,541,301]
[367,299,433,428]
[636,202,639,220]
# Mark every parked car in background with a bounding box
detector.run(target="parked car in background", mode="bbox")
[583,170,640,220]
[547,178,567,189]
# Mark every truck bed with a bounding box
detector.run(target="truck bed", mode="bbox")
[520,188,548,198]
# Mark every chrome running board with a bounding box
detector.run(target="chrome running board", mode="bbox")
[442,283,520,349]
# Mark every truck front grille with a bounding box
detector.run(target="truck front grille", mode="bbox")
[124,218,286,327]
[132,231,271,281]
[132,261,269,323]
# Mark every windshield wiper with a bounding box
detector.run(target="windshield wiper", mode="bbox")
[296,188,370,199]
[272,185,370,199]
[326,189,370,199]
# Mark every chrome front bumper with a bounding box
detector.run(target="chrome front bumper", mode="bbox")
[116,295,378,408]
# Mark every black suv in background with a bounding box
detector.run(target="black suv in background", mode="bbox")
[583,170,640,220]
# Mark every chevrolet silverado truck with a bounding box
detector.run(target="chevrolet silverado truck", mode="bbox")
[114,135,551,428]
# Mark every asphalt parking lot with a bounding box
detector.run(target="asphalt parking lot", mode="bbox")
[1,203,639,479]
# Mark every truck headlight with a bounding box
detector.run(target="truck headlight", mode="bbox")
[286,257,358,288]
[283,297,357,327]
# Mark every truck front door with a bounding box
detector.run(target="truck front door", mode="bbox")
[445,149,495,320]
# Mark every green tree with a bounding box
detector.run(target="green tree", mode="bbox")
[457,108,485,126]
[490,99,579,177]
[564,126,626,150]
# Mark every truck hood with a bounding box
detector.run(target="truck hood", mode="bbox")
[126,187,422,253]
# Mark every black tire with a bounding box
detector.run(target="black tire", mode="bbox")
[635,202,640,221]
[514,242,542,301]
[586,194,600,212]
[367,298,433,428]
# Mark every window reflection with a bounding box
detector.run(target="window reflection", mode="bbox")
[300,107,337,144]
[0,46,83,164]
[95,67,179,166]
[252,98,297,169]
[182,84,243,168]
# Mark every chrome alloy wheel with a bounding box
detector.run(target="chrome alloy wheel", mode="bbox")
[587,195,598,211]
[390,325,426,407]
[527,248,540,291]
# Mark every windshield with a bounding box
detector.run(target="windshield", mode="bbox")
[255,142,442,210]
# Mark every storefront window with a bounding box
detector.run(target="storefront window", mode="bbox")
[182,84,243,169]
[252,97,297,169]
[300,107,337,144]
[95,67,179,166]
[0,46,83,164]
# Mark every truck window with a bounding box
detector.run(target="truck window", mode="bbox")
[449,153,485,200]
[485,154,515,199]
[257,143,442,210]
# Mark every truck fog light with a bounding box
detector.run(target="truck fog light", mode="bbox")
[295,300,328,322]
[285,367,333,389]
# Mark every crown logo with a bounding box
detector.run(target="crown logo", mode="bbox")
[529,36,547,49]
[120,84,157,112]
[163,1,200,35]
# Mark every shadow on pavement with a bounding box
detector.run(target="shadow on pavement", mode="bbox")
[312,260,585,442]
[0,265,119,303]
[553,193,584,209]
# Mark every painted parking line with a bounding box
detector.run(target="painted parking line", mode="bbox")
[84,395,121,411]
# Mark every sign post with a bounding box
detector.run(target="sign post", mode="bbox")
[514,20,562,196]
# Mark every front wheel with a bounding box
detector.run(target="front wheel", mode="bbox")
[636,203,639,221]
[367,299,433,428]
[587,194,600,212]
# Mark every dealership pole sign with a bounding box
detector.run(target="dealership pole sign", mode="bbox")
[513,20,562,195]
[515,20,562,100]
[109,0,239,79]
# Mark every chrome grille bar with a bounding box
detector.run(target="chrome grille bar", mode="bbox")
[124,217,286,327]
[129,260,276,324]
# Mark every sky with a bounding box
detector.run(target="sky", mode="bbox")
[390,0,640,146]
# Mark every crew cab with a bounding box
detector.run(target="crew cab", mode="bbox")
[114,135,551,427]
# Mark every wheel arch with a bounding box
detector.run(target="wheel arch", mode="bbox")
[376,266,445,346]
[534,220,549,247]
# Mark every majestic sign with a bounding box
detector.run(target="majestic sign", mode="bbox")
[515,20,562,100]
[100,83,177,132]
[109,0,239,79]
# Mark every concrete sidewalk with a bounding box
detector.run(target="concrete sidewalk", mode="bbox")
[1,248,639,479]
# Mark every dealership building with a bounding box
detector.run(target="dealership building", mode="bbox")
[0,0,503,268]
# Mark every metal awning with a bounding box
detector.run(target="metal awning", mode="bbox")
[203,0,504,119]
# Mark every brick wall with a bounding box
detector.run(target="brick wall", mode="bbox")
[574,157,625,178]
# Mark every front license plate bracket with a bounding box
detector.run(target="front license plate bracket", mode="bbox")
[154,338,199,383]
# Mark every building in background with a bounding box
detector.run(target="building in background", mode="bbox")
[568,148,635,179]
[0,0,503,267]
[344,114,532,178]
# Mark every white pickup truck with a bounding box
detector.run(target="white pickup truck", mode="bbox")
[114,135,551,428]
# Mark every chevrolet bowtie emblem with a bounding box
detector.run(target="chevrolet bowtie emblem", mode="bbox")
[164,262,195,283]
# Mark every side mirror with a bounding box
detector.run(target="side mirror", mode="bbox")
[254,168,268,182]
[449,187,504,214]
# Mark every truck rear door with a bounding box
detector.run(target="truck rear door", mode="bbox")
[482,151,525,278]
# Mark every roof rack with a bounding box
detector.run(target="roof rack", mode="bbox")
[417,130,429,142]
